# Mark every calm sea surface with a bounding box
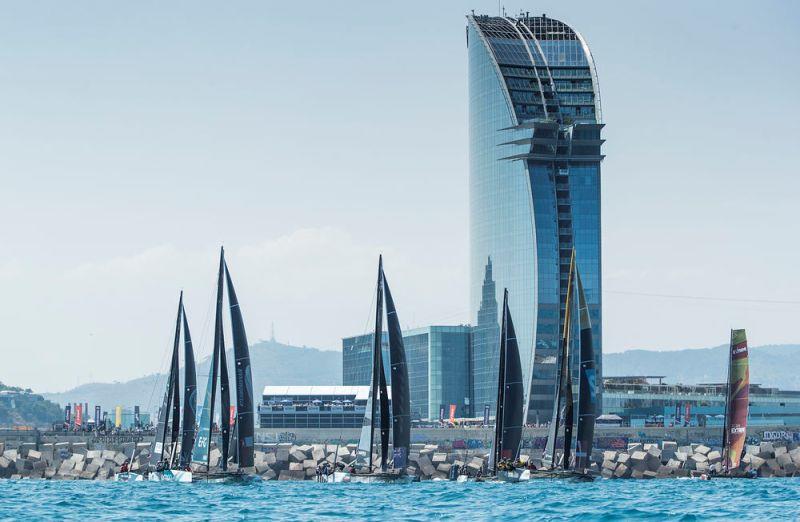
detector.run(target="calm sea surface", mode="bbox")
[1,478,798,521]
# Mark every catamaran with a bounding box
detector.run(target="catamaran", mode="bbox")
[534,250,595,481]
[146,291,197,483]
[328,256,413,484]
[191,247,258,482]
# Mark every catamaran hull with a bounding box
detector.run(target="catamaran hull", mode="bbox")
[147,470,193,483]
[193,470,262,484]
[113,472,143,482]
[528,469,595,482]
[329,472,415,484]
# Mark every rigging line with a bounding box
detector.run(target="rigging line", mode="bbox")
[606,290,800,305]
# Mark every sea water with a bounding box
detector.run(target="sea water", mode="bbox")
[1,478,799,520]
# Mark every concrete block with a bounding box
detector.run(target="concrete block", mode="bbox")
[113,453,127,466]
[262,468,277,481]
[775,446,788,457]
[642,470,658,479]
[432,453,447,463]
[613,464,629,478]
[767,459,781,472]
[305,467,317,478]
[746,445,760,456]
[437,463,452,474]
[677,446,693,456]
[288,462,303,471]
[603,451,618,462]
[602,460,616,471]
[302,459,317,469]
[759,442,775,458]
[102,450,116,461]
[666,459,683,469]
[662,441,678,452]
[71,442,88,455]
[777,453,792,467]
[707,451,722,464]
[418,455,436,476]
[27,450,42,461]
[631,470,644,479]
[675,451,688,462]
[749,455,765,469]
[289,450,306,463]
[617,453,630,465]
[694,445,710,455]
[311,446,325,463]
[278,470,305,481]
[601,468,614,479]
[690,453,708,464]
[275,448,289,462]
[86,450,101,460]
[694,461,708,472]
[627,443,643,453]
[263,452,277,466]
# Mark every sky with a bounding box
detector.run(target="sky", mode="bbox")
[1,1,798,392]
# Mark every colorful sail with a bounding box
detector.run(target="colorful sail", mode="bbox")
[724,329,749,470]
[179,307,197,467]
[382,267,410,470]
[574,270,597,471]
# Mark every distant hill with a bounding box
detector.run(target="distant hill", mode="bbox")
[603,344,800,390]
[43,340,342,414]
[0,382,62,428]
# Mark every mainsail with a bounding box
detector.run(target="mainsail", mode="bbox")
[545,251,576,469]
[383,267,410,469]
[574,270,596,471]
[355,257,388,471]
[225,261,255,469]
[179,308,197,467]
[151,293,183,465]
[219,334,231,470]
[491,289,524,472]
[723,329,749,471]
[192,248,225,467]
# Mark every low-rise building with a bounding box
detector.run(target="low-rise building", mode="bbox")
[603,376,800,427]
[259,386,391,429]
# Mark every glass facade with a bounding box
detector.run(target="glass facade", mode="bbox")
[342,326,471,421]
[468,14,603,422]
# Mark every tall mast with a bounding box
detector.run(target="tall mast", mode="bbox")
[179,307,197,467]
[370,256,385,472]
[492,289,508,475]
[206,247,225,472]
[549,250,576,469]
[150,292,183,466]
[722,329,733,471]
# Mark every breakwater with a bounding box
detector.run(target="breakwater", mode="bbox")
[2,437,799,480]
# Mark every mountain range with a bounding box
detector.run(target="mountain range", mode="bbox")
[603,343,800,390]
[43,339,342,415]
[43,340,800,414]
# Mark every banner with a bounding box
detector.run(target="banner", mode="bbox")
[115,406,122,428]
[675,403,681,425]
[64,405,71,427]
[230,405,236,427]
[449,404,456,424]
[483,404,490,426]
[684,403,691,425]
[439,406,445,422]
[134,405,141,428]
[94,406,101,427]
[75,404,83,428]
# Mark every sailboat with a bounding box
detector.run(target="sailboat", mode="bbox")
[329,256,413,484]
[535,250,595,481]
[143,292,197,482]
[191,247,258,482]
[716,329,754,479]
[489,289,526,482]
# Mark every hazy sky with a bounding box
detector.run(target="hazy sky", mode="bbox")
[1,1,798,392]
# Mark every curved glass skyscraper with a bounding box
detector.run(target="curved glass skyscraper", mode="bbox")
[467,14,603,423]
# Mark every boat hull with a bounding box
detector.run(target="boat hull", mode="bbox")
[328,471,415,484]
[193,470,262,483]
[528,469,595,482]
[113,472,143,482]
[147,470,193,483]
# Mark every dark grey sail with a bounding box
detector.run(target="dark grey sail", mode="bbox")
[179,307,197,467]
[203,248,225,470]
[492,290,524,472]
[220,343,231,470]
[382,267,410,469]
[574,270,596,471]
[151,293,183,465]
[225,262,255,469]
[546,251,577,469]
